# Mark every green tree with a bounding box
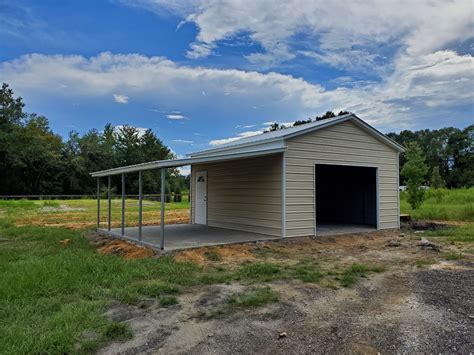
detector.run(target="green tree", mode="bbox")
[430,166,445,189]
[401,142,429,209]
[173,185,182,202]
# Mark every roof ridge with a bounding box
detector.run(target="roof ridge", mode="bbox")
[189,113,354,156]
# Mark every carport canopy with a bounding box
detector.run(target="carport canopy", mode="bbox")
[90,147,286,250]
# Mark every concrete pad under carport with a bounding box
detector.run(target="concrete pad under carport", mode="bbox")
[110,224,280,251]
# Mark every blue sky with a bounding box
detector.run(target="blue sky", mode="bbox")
[1,0,473,159]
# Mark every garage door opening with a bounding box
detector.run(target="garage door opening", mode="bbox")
[315,164,377,235]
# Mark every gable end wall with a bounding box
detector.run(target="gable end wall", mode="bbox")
[285,120,400,237]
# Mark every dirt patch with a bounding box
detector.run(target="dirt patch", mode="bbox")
[97,240,155,259]
[174,244,256,265]
[95,226,474,354]
[403,220,450,231]
[16,210,190,229]
[40,204,87,213]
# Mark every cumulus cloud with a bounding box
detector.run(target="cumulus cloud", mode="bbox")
[1,50,472,132]
[130,0,473,70]
[113,93,129,103]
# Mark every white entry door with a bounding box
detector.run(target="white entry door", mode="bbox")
[195,171,207,225]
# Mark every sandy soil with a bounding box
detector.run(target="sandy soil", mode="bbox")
[96,230,474,354]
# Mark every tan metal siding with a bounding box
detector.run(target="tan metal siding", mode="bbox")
[191,154,282,236]
[285,120,400,237]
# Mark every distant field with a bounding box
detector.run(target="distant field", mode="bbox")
[400,188,474,222]
[0,197,191,229]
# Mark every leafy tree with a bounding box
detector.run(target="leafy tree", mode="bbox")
[173,185,182,202]
[401,142,429,209]
[164,182,171,203]
[388,125,473,188]
[430,166,445,189]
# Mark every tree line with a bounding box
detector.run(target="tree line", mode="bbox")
[1,82,472,197]
[387,126,473,188]
[0,83,188,196]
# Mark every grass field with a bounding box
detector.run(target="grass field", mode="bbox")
[400,188,474,221]
[0,197,190,229]
[0,189,473,353]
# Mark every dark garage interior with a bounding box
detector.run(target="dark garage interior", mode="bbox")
[315,164,377,232]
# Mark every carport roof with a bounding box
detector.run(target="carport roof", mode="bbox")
[90,113,404,177]
[90,146,285,177]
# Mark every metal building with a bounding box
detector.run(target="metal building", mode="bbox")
[91,113,404,250]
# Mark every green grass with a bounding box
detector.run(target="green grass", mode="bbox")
[237,262,282,281]
[228,287,278,307]
[200,286,279,319]
[103,322,133,340]
[0,198,190,228]
[0,219,226,354]
[400,188,474,222]
[159,295,179,306]
[290,262,324,283]
[415,258,436,268]
[204,249,222,261]
[444,252,464,260]
[424,224,474,242]
[337,263,385,287]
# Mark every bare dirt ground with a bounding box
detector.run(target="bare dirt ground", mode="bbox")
[97,230,474,354]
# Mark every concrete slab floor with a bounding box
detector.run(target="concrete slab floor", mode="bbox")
[110,224,280,251]
[316,223,376,236]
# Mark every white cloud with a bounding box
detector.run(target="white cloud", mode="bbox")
[132,0,473,70]
[113,93,129,103]
[178,166,191,175]
[209,130,262,146]
[172,139,193,143]
[166,113,187,120]
[114,125,147,137]
[1,50,472,133]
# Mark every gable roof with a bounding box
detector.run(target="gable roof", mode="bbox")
[189,113,405,158]
[90,113,404,177]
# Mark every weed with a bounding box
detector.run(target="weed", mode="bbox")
[237,262,282,281]
[444,252,463,260]
[102,322,133,340]
[228,287,278,307]
[204,249,222,261]
[400,188,474,222]
[160,295,179,306]
[425,224,474,243]
[337,263,385,287]
[415,259,436,268]
[291,263,324,283]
